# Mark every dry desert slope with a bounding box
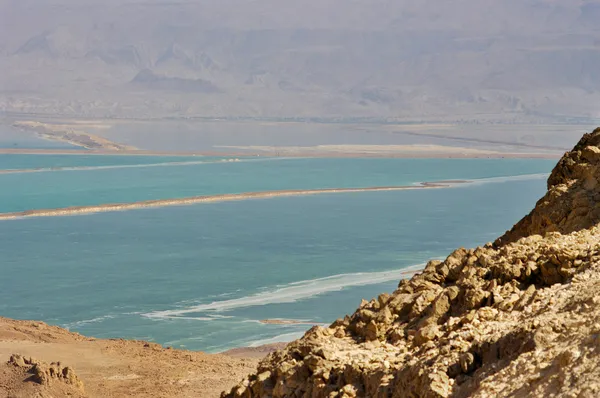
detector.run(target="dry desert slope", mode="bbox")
[0,317,266,398]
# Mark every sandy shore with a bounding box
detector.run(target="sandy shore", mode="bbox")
[259,319,319,325]
[0,183,460,220]
[220,343,288,359]
[0,147,562,159]
[12,121,137,151]
[0,159,242,175]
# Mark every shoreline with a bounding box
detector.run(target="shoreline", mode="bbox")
[0,262,429,358]
[0,183,461,220]
[0,158,245,175]
[12,121,137,151]
[0,147,562,159]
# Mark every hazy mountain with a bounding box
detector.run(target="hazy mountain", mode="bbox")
[1,0,599,122]
[131,69,219,93]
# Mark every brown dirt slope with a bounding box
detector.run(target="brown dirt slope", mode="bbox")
[0,317,260,398]
[223,128,600,398]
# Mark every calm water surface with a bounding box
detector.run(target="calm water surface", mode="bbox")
[0,156,554,351]
[0,157,553,213]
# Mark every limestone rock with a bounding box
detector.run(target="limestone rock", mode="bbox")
[496,127,600,245]
[8,354,85,391]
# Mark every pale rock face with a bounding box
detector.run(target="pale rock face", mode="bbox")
[496,127,600,245]
[223,128,600,398]
[8,354,85,391]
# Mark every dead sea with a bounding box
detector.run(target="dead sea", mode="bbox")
[0,183,459,220]
[0,155,556,352]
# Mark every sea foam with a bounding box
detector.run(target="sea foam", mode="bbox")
[142,264,424,320]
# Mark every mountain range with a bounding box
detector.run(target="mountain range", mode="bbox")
[1,0,600,122]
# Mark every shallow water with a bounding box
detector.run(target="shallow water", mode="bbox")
[0,125,78,150]
[0,153,221,171]
[0,157,554,213]
[0,156,554,352]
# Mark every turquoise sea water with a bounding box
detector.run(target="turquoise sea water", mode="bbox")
[0,154,223,171]
[0,155,555,352]
[0,157,553,213]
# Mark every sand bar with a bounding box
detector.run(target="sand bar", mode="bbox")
[0,183,461,220]
[0,148,561,159]
[0,158,243,175]
[12,121,137,151]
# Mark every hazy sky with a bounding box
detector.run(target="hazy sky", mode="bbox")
[1,0,599,122]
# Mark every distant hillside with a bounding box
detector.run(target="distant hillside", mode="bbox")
[1,0,600,123]
[131,69,219,93]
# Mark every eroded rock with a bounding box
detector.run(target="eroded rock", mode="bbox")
[9,354,84,391]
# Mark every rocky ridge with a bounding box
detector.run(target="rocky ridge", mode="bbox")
[223,128,600,398]
[497,127,600,245]
[8,354,85,390]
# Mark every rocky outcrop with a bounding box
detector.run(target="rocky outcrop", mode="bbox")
[496,127,600,245]
[4,354,87,397]
[223,128,600,398]
[8,354,84,390]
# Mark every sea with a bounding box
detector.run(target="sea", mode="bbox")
[0,154,556,352]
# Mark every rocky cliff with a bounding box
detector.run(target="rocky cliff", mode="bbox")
[496,127,600,245]
[223,128,600,398]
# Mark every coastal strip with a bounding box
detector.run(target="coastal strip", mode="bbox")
[0,147,562,159]
[0,158,248,175]
[144,263,429,320]
[12,121,136,151]
[0,183,459,220]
